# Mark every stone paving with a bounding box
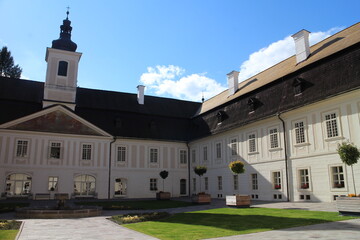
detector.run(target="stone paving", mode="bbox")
[1,199,359,240]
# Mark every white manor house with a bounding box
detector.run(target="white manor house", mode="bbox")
[1,15,359,203]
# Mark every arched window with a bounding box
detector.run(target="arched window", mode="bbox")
[57,61,68,76]
[5,173,32,196]
[180,179,186,195]
[74,175,96,196]
[114,178,127,197]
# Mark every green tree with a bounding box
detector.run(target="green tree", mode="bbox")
[0,46,22,78]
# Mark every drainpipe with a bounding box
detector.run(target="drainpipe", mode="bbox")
[108,137,116,199]
[187,142,191,198]
[277,114,290,202]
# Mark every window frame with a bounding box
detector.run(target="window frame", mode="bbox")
[149,148,159,164]
[15,139,29,158]
[149,178,158,191]
[217,176,222,191]
[230,138,238,156]
[215,142,222,159]
[233,175,238,191]
[57,60,68,77]
[81,143,93,161]
[117,145,127,163]
[191,149,196,164]
[272,171,282,190]
[247,132,258,154]
[179,149,187,164]
[269,127,280,149]
[329,165,347,191]
[203,146,208,162]
[297,168,311,191]
[48,176,59,191]
[251,173,258,190]
[322,110,343,141]
[49,141,62,159]
[204,177,209,191]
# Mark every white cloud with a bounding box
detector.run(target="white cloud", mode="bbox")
[238,27,343,82]
[140,65,226,101]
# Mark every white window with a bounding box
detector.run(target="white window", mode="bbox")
[191,149,196,163]
[5,173,32,196]
[204,177,208,191]
[294,121,306,144]
[16,140,29,158]
[230,138,237,156]
[48,176,58,191]
[218,176,222,190]
[203,146,208,162]
[251,173,258,190]
[81,144,92,160]
[248,133,257,153]
[233,175,238,190]
[273,171,281,190]
[117,146,126,162]
[324,112,339,138]
[150,178,158,191]
[269,128,279,149]
[193,178,196,192]
[114,178,127,196]
[150,148,158,163]
[299,169,310,189]
[331,166,345,188]
[215,142,222,158]
[74,175,96,196]
[49,142,62,159]
[180,150,187,164]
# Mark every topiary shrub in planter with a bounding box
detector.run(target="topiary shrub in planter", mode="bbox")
[157,170,170,200]
[192,166,211,204]
[336,142,360,215]
[226,160,250,207]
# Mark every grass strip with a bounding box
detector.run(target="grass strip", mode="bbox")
[123,208,357,240]
[76,200,194,210]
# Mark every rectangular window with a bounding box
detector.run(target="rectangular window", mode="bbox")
[81,144,92,160]
[294,121,306,144]
[193,178,196,192]
[273,171,281,190]
[251,173,258,190]
[48,176,58,191]
[233,175,238,190]
[150,178,157,191]
[203,146,208,162]
[117,146,126,162]
[299,169,310,189]
[325,113,339,138]
[331,166,345,188]
[192,149,196,163]
[216,142,222,158]
[269,128,279,149]
[49,142,61,159]
[218,176,222,190]
[150,148,158,163]
[204,177,208,191]
[180,150,187,164]
[230,138,237,156]
[16,140,29,158]
[248,133,256,153]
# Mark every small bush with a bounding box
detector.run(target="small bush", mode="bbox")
[229,160,245,174]
[0,220,21,230]
[111,212,170,224]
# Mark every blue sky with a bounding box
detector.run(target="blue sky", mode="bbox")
[1,0,359,102]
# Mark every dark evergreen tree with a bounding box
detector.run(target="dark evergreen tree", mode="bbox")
[0,46,22,78]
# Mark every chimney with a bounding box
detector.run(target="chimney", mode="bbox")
[227,70,239,96]
[291,29,311,64]
[137,85,145,105]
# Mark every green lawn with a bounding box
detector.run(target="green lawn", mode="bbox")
[0,230,19,240]
[124,208,357,240]
[76,200,194,210]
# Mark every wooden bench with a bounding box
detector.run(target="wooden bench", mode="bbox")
[54,193,69,200]
[34,193,51,200]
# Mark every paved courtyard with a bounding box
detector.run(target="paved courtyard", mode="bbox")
[1,199,359,240]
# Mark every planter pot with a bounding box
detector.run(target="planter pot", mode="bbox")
[192,194,211,204]
[336,197,360,215]
[226,195,251,208]
[156,192,171,200]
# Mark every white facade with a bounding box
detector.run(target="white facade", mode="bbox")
[189,90,360,202]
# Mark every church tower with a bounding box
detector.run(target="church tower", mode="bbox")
[43,10,82,110]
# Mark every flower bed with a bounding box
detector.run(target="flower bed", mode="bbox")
[111,212,170,224]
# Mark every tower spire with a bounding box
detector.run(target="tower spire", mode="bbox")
[51,8,77,52]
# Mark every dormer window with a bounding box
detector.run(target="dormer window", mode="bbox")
[57,61,68,76]
[216,111,227,124]
[293,77,305,95]
[248,98,257,112]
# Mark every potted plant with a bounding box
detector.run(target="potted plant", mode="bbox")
[336,142,360,215]
[226,160,250,207]
[157,170,170,200]
[192,166,211,204]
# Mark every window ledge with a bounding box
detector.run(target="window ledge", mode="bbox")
[294,142,310,147]
[269,147,283,152]
[248,151,259,155]
[325,136,344,142]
